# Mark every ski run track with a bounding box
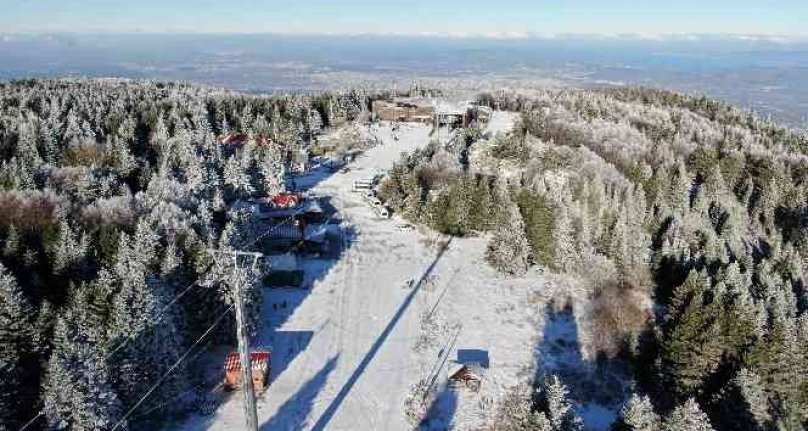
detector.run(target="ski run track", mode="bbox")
[176,112,616,431]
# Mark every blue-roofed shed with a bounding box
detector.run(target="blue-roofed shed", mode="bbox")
[456,349,489,368]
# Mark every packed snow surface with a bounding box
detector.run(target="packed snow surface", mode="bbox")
[175,112,617,430]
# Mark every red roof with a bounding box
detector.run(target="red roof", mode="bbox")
[220,134,273,147]
[224,351,270,373]
[221,133,249,146]
[270,193,303,208]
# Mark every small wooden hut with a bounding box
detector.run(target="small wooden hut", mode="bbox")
[447,363,484,392]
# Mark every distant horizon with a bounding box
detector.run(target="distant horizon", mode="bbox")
[2,29,807,128]
[3,31,808,42]
[3,0,807,36]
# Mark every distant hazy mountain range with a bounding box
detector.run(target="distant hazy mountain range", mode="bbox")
[2,33,807,127]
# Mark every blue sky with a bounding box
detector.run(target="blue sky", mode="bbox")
[1,0,807,36]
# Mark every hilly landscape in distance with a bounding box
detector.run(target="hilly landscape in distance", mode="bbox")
[1,2,807,431]
[2,33,808,128]
[0,76,806,431]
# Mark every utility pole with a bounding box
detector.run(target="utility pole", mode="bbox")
[210,249,263,431]
[422,324,462,404]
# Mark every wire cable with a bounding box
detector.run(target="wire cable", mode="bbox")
[104,264,214,361]
[16,412,43,431]
[127,377,220,422]
[19,192,313,431]
[111,305,234,431]
[18,265,219,431]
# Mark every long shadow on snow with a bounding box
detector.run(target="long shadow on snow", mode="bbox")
[192,155,355,429]
[309,238,453,431]
[260,355,340,431]
[251,163,358,383]
[417,385,458,431]
[192,159,354,424]
[252,218,356,380]
[285,152,362,193]
[535,301,632,430]
[262,330,315,385]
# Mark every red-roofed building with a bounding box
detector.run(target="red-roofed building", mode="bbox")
[219,134,274,153]
[270,192,303,208]
[223,351,271,392]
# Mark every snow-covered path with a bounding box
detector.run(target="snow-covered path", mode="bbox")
[178,112,548,431]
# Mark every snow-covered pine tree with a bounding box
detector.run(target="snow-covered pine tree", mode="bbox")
[106,134,136,176]
[223,152,253,199]
[615,394,661,431]
[401,173,425,223]
[745,318,805,419]
[106,240,187,421]
[2,225,20,260]
[15,118,44,173]
[486,194,531,275]
[240,104,254,133]
[660,270,724,402]
[469,178,497,231]
[536,375,583,431]
[0,264,36,430]
[253,114,271,137]
[608,205,631,272]
[50,218,88,274]
[491,385,552,431]
[151,114,171,174]
[43,127,61,165]
[714,368,771,431]
[43,307,124,431]
[663,398,714,431]
[256,142,285,196]
[0,156,35,189]
[572,181,593,257]
[552,192,577,273]
[442,179,474,235]
[116,116,137,145]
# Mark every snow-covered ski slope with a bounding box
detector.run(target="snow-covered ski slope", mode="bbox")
[177,112,577,430]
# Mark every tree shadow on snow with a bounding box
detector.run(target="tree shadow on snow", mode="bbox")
[285,156,352,193]
[187,153,359,428]
[261,330,314,385]
[309,238,453,431]
[251,199,356,384]
[535,301,631,430]
[536,301,587,390]
[260,355,340,431]
[417,385,458,431]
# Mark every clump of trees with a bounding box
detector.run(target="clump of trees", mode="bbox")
[384,87,808,430]
[0,79,369,430]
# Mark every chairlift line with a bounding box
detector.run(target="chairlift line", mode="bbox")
[125,358,220,421]
[16,412,43,431]
[100,203,301,366]
[16,262,218,431]
[111,305,235,431]
[103,265,213,361]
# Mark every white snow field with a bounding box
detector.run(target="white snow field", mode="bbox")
[175,112,618,431]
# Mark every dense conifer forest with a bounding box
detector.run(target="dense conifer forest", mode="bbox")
[0,79,367,430]
[380,88,808,430]
[1,78,806,430]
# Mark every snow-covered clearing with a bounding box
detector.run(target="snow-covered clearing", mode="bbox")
[175,112,617,431]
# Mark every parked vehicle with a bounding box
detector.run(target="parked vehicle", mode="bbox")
[352,180,374,192]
